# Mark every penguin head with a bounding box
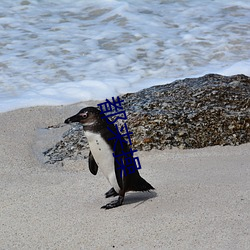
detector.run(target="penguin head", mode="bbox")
[65,107,103,127]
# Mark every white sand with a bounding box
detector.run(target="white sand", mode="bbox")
[0,103,249,249]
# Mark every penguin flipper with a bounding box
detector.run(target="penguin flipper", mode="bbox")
[88,151,98,175]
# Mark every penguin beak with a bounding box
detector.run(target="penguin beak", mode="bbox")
[64,114,81,124]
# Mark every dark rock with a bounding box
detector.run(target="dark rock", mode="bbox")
[43,74,250,163]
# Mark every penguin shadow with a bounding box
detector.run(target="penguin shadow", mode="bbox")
[122,190,157,208]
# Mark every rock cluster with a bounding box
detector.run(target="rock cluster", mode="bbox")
[43,125,88,164]
[43,74,250,163]
[123,74,250,150]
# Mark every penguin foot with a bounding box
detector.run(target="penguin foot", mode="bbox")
[105,187,118,198]
[101,196,124,209]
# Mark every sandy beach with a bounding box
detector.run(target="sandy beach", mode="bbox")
[0,103,249,249]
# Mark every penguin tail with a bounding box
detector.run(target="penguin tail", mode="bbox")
[131,176,154,192]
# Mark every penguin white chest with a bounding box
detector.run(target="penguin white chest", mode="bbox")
[84,131,120,192]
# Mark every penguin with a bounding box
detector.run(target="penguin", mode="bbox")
[65,107,154,209]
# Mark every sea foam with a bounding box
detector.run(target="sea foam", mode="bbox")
[0,0,249,112]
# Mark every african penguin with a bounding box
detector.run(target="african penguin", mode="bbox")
[65,107,154,209]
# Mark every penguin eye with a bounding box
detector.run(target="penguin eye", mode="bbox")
[79,112,88,119]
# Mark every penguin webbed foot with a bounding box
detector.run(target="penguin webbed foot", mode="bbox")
[101,196,124,209]
[105,187,118,198]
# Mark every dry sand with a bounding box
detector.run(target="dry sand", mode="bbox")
[0,103,249,249]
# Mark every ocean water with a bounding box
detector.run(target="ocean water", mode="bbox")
[0,0,250,112]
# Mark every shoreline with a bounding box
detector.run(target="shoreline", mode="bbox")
[0,103,249,249]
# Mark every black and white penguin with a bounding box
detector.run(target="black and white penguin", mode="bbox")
[65,107,154,209]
